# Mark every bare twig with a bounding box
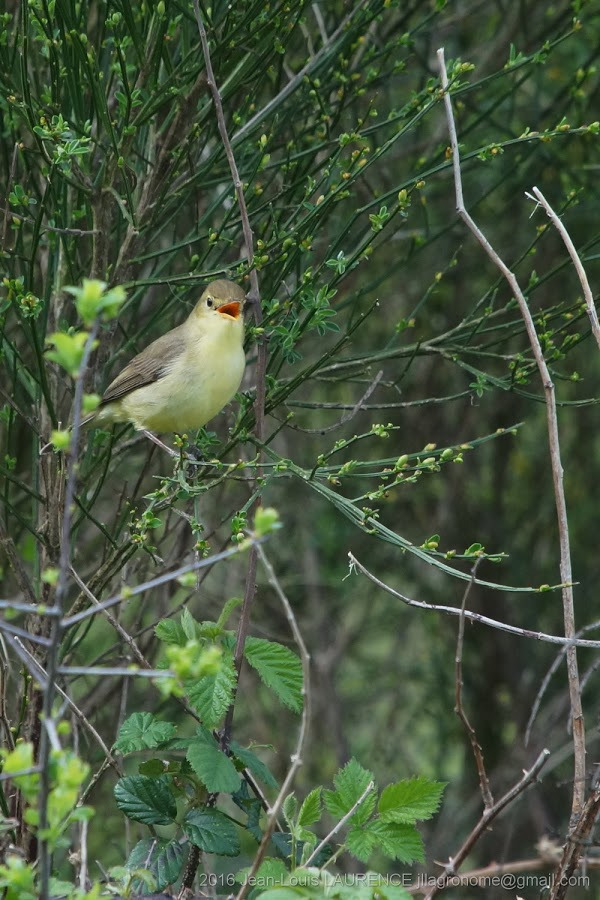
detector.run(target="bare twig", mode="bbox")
[437,47,585,825]
[0,206,98,236]
[288,370,383,434]
[348,554,600,650]
[525,619,600,747]
[454,560,493,810]
[423,748,550,899]
[235,546,311,900]
[526,187,600,351]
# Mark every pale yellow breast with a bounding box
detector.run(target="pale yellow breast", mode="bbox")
[111,316,245,433]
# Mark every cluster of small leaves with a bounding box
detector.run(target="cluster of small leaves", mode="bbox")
[0,740,93,899]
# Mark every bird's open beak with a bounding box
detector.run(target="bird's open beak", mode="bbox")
[217,300,242,320]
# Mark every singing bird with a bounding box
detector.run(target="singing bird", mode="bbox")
[87,280,246,434]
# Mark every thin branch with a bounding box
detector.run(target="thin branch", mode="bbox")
[525,619,600,747]
[38,319,100,900]
[0,206,98,236]
[423,748,550,899]
[526,186,600,351]
[62,541,255,628]
[348,553,600,650]
[437,46,585,825]
[288,370,383,434]
[454,560,493,810]
[235,545,311,900]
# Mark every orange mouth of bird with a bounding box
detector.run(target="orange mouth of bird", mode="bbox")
[217,301,242,319]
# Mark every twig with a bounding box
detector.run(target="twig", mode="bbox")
[437,46,585,825]
[0,206,98,236]
[14,638,122,776]
[62,541,256,628]
[348,553,600,650]
[305,780,375,868]
[69,566,151,669]
[548,783,600,899]
[235,546,311,900]
[526,187,600,351]
[454,560,493,810]
[191,0,267,763]
[525,619,600,747]
[289,370,383,434]
[423,748,550,899]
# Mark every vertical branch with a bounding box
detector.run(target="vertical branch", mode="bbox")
[437,44,585,831]
[185,7,268,890]
[37,320,99,900]
[454,560,493,810]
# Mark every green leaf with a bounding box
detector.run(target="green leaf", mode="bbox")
[185,648,237,727]
[181,607,199,640]
[282,793,297,828]
[298,787,322,827]
[345,825,378,863]
[230,740,278,789]
[323,759,376,825]
[114,713,176,754]
[114,775,176,825]
[126,839,187,891]
[46,331,94,376]
[186,735,240,794]
[378,778,446,824]
[244,637,303,713]
[183,806,240,856]
[369,820,424,863]
[155,619,187,646]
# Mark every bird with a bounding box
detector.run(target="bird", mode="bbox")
[85,279,246,435]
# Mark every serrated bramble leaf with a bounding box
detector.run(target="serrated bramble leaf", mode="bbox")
[114,775,176,825]
[183,807,240,856]
[298,787,322,827]
[244,637,303,713]
[114,713,176,754]
[181,607,199,640]
[185,649,236,727]
[230,740,278,788]
[345,825,378,863]
[187,737,240,793]
[282,793,297,828]
[155,619,187,646]
[378,778,446,824]
[369,820,424,863]
[323,759,375,824]
[126,838,187,891]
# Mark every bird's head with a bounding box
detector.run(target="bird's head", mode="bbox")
[192,279,246,323]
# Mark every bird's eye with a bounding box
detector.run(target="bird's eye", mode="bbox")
[206,297,213,308]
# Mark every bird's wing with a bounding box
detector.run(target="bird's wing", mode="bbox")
[100,325,185,406]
